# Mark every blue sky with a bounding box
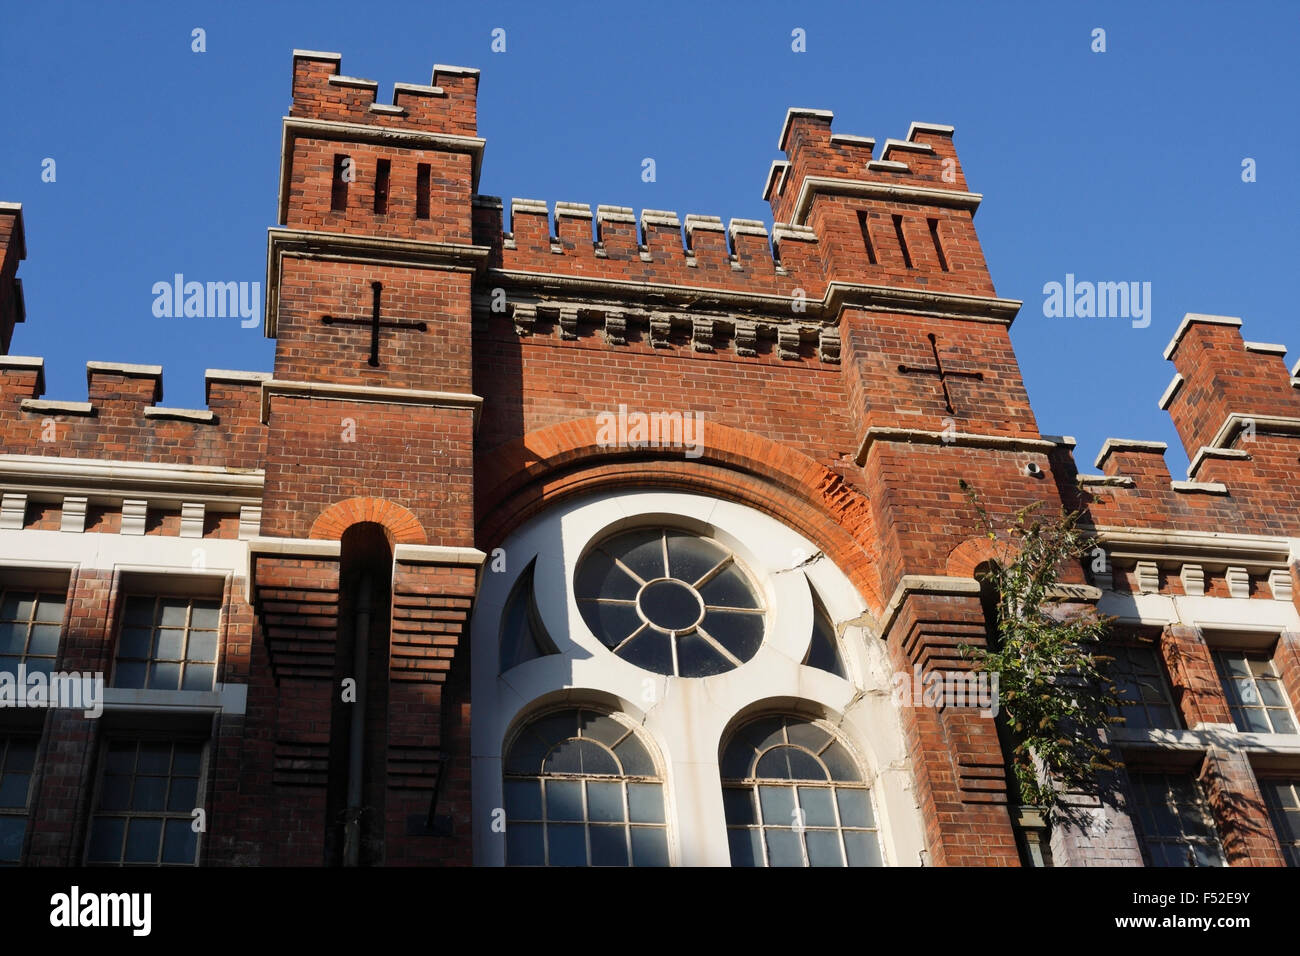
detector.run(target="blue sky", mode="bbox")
[2,1,1296,475]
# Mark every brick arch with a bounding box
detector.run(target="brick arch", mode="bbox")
[944,536,1019,579]
[309,496,427,545]
[475,419,885,612]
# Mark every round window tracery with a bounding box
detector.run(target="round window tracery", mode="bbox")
[575,528,765,677]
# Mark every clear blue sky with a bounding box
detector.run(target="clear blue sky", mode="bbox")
[3,1,1296,475]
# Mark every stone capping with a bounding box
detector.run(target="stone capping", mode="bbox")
[1292,358,1300,378]
[0,202,27,259]
[764,161,791,199]
[1078,475,1136,488]
[205,367,271,402]
[907,122,956,140]
[791,176,982,227]
[292,49,342,61]
[1207,412,1300,449]
[1243,341,1287,356]
[20,398,93,415]
[683,214,725,239]
[596,205,636,223]
[1157,373,1184,410]
[432,63,480,77]
[1040,434,1077,448]
[86,360,162,378]
[728,218,769,239]
[511,198,550,216]
[771,223,817,244]
[0,453,264,504]
[259,379,484,427]
[392,82,445,97]
[1171,480,1229,495]
[247,536,342,558]
[1094,437,1167,471]
[143,406,216,423]
[554,202,592,220]
[866,159,910,172]
[1162,312,1242,360]
[829,133,875,148]
[882,138,934,155]
[0,355,44,392]
[877,574,982,637]
[392,543,487,566]
[1087,525,1292,571]
[368,103,405,115]
[1187,446,1249,480]
[640,209,681,230]
[855,427,1058,466]
[778,107,834,150]
[327,74,379,90]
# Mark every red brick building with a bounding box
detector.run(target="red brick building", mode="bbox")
[0,50,1297,867]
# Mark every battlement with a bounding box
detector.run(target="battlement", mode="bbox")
[0,357,267,469]
[1161,313,1300,458]
[0,202,27,354]
[289,50,479,137]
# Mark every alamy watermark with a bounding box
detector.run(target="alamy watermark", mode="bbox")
[151,274,260,328]
[1042,274,1151,328]
[595,404,704,459]
[891,664,1000,718]
[0,665,103,718]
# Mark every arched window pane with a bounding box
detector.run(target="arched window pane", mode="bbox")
[504,708,667,867]
[721,714,882,868]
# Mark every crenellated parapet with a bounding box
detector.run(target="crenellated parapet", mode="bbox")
[0,357,268,469]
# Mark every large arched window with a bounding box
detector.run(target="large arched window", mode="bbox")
[503,707,669,866]
[721,714,882,867]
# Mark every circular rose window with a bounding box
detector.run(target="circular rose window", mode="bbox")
[575,528,765,677]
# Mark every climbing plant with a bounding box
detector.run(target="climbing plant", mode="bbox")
[958,480,1123,817]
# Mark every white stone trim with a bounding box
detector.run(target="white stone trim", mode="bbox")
[595,204,635,223]
[0,528,248,573]
[327,74,378,90]
[790,176,982,226]
[237,506,262,541]
[247,536,341,558]
[392,82,444,97]
[259,379,483,425]
[1244,341,1287,356]
[778,107,834,150]
[1187,446,1248,480]
[1135,561,1160,594]
[0,493,26,531]
[1171,481,1228,495]
[856,427,1059,466]
[292,49,341,61]
[1268,569,1293,602]
[1157,373,1184,410]
[60,496,87,533]
[180,502,205,539]
[432,63,480,77]
[1226,567,1250,599]
[20,399,93,415]
[368,103,405,115]
[471,490,924,868]
[0,454,263,504]
[1163,313,1242,360]
[144,406,215,423]
[1181,564,1206,597]
[867,159,910,172]
[881,137,933,155]
[1094,438,1167,471]
[102,684,248,717]
[553,201,592,220]
[85,360,162,377]
[1097,591,1300,630]
[830,133,875,148]
[728,218,769,239]
[392,544,487,566]
[907,122,955,140]
[121,499,147,536]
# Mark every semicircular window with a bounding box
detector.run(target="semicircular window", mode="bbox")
[721,714,882,867]
[503,707,669,866]
[575,528,765,677]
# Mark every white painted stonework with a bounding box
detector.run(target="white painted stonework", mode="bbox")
[470,490,926,867]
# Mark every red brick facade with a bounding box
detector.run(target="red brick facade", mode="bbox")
[0,50,1297,868]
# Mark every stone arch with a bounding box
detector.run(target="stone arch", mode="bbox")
[475,418,884,613]
[309,496,427,545]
